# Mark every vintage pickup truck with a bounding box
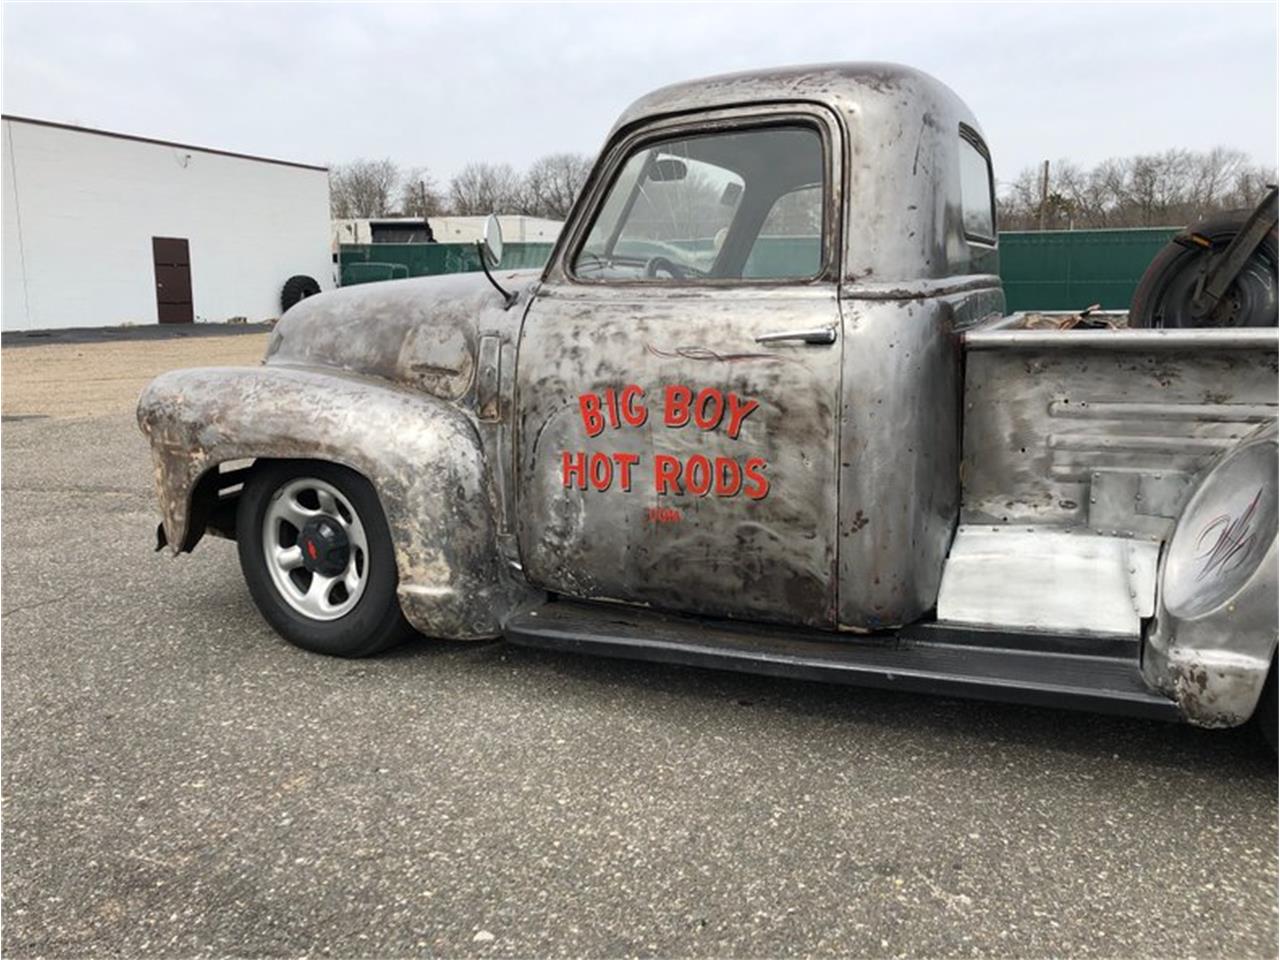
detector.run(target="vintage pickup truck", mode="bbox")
[138,64,1278,745]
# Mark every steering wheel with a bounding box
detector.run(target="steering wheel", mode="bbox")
[644,255,689,280]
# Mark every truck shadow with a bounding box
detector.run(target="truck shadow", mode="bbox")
[384,635,1276,779]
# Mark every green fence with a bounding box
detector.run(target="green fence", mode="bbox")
[340,229,1180,314]
[998,228,1178,313]
[339,243,554,286]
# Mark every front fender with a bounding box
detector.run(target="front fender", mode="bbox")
[137,364,534,640]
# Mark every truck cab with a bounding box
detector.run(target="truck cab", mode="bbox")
[138,64,1278,743]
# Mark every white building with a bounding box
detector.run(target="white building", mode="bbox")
[331,214,563,249]
[2,115,333,331]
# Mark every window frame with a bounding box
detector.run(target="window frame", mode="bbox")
[559,107,840,288]
[958,124,997,246]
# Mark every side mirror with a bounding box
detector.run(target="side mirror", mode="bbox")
[476,214,516,309]
[481,213,504,267]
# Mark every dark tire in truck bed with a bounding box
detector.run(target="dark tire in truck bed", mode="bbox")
[1129,209,1277,328]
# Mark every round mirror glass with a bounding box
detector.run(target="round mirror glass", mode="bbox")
[482,213,504,267]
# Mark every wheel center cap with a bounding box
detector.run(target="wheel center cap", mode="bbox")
[298,517,349,576]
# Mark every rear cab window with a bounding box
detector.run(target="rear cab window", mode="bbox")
[959,126,996,244]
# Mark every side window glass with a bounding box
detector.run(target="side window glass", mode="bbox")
[744,185,822,279]
[959,130,996,243]
[573,125,825,282]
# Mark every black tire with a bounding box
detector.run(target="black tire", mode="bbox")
[1256,658,1277,753]
[280,275,321,313]
[237,460,414,657]
[1129,211,1278,329]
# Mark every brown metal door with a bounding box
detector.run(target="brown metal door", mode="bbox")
[152,237,193,324]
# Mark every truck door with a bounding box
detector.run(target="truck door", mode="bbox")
[515,108,845,629]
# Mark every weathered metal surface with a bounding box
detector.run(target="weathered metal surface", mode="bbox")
[268,269,538,568]
[1142,423,1278,726]
[936,526,1159,636]
[837,296,961,629]
[965,327,1279,350]
[515,284,843,628]
[267,269,538,404]
[834,282,1003,630]
[137,364,537,640]
[960,330,1279,533]
[530,79,1004,632]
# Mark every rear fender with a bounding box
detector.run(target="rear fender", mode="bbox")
[1143,421,1279,726]
[137,364,534,640]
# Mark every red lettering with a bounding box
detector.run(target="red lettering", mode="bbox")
[613,452,640,491]
[620,385,648,427]
[589,452,613,491]
[744,457,770,500]
[686,455,712,495]
[664,385,692,428]
[654,454,682,494]
[603,387,621,430]
[725,394,760,440]
[578,394,604,438]
[694,388,725,430]
[562,451,587,489]
[714,457,743,496]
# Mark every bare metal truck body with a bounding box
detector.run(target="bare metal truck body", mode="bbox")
[139,64,1278,737]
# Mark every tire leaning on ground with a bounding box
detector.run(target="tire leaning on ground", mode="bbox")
[280,274,322,313]
[1128,211,1278,328]
[236,460,415,657]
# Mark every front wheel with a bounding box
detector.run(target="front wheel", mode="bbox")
[237,461,414,657]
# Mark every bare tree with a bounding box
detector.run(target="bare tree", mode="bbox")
[522,153,592,219]
[1225,164,1276,210]
[448,162,524,215]
[398,167,446,217]
[1188,147,1247,208]
[329,159,401,218]
[998,148,1275,230]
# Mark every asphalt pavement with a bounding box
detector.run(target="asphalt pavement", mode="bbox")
[2,409,1277,958]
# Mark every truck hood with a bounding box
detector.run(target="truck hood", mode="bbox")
[266,269,540,402]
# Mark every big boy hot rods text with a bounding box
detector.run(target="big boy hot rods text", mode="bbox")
[562,384,771,501]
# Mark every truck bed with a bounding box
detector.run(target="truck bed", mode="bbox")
[947,321,1277,637]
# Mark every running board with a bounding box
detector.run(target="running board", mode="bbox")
[504,601,1180,721]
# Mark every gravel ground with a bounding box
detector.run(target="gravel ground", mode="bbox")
[1,332,268,419]
[1,340,1276,958]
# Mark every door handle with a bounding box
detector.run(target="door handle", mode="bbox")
[754,327,837,345]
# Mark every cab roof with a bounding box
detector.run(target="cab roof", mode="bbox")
[595,62,996,285]
[611,62,982,143]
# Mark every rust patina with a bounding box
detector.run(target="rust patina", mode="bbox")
[138,62,1278,729]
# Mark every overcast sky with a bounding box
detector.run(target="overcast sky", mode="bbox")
[3,2,1276,191]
